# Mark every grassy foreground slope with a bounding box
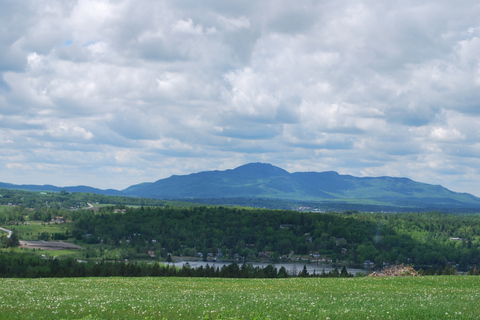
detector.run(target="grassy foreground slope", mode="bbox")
[0,276,479,319]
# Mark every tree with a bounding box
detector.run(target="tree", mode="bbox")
[5,230,19,247]
[38,231,50,241]
[298,265,309,277]
[278,266,288,278]
[330,267,340,277]
[436,265,444,276]
[340,266,349,277]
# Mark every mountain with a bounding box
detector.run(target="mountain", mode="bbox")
[0,182,122,196]
[2,162,480,212]
[122,163,480,211]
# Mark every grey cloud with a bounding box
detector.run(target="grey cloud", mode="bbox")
[266,6,318,34]
[0,75,11,92]
[387,105,438,127]
[138,41,189,62]
[55,43,100,63]
[220,27,261,66]
[440,144,480,159]
[217,124,282,140]
[288,139,355,151]
[369,140,422,157]
[0,2,36,72]
[0,116,44,131]
[107,111,164,141]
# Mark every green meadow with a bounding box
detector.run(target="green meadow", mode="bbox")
[3,221,67,240]
[0,276,479,319]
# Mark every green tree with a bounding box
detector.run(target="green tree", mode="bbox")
[340,266,349,277]
[5,230,19,247]
[298,265,309,277]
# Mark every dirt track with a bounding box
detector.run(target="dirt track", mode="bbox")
[19,240,83,250]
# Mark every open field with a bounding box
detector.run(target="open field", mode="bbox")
[0,276,479,319]
[1,221,67,241]
[13,247,83,259]
[0,247,85,261]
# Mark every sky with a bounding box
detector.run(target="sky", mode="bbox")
[1,0,480,196]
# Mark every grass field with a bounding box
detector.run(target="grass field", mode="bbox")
[1,221,67,240]
[0,276,479,319]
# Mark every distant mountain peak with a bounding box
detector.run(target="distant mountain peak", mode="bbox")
[232,162,289,176]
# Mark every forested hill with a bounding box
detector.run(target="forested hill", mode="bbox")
[122,163,480,211]
[0,182,123,196]
[68,206,480,269]
[2,163,480,212]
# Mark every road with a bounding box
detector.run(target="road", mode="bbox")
[19,240,83,250]
[0,227,12,238]
[1,226,82,250]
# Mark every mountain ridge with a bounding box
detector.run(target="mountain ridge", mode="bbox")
[2,162,480,212]
[123,162,480,210]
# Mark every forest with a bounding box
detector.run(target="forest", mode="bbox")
[1,189,480,271]
[66,206,480,269]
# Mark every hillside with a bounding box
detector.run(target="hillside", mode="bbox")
[0,182,122,196]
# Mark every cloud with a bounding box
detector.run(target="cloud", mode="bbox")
[0,0,479,196]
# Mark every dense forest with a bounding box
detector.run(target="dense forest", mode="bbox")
[66,206,480,269]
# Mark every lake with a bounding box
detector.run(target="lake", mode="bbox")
[168,260,367,276]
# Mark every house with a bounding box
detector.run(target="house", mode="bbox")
[55,216,66,223]
[262,251,274,258]
[147,251,155,258]
[299,206,312,211]
[216,249,224,258]
[364,260,375,266]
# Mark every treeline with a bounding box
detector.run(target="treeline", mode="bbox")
[0,189,88,210]
[67,206,480,268]
[0,252,355,278]
[0,188,189,212]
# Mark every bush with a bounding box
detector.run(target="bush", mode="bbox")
[369,264,420,277]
